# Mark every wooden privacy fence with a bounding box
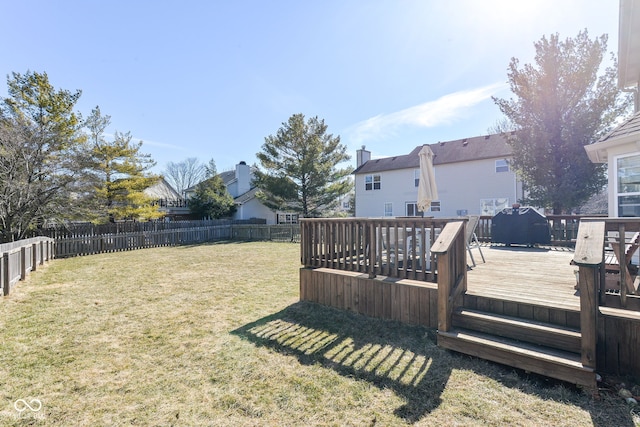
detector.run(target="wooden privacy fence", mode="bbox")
[300,217,453,282]
[1,237,55,296]
[55,224,300,258]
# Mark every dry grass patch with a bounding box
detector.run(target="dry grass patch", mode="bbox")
[0,241,638,426]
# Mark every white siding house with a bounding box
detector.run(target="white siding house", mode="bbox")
[584,0,640,217]
[354,133,523,218]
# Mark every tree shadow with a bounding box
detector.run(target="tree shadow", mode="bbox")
[231,302,636,425]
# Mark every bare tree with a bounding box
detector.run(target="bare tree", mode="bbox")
[163,158,207,194]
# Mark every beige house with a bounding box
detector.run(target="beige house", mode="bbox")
[353,133,523,218]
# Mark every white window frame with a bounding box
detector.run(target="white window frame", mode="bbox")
[414,169,420,187]
[384,202,393,217]
[405,202,422,217]
[495,159,510,173]
[430,201,441,212]
[365,174,381,191]
[614,152,640,217]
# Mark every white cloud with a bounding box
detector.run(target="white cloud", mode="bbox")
[345,82,507,144]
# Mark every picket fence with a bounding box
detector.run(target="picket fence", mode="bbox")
[0,237,55,296]
[54,224,301,258]
[0,224,299,296]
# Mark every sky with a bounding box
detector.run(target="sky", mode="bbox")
[0,0,621,175]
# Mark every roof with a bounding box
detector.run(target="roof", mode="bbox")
[585,110,640,162]
[598,110,640,143]
[218,170,236,185]
[619,0,640,88]
[234,187,259,204]
[353,133,512,175]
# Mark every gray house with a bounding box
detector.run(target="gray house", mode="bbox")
[353,133,524,218]
[186,161,297,224]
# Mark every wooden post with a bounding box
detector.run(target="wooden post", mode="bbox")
[572,220,604,370]
[431,221,466,333]
[20,246,27,280]
[3,252,10,296]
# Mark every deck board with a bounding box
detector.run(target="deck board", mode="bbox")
[466,245,580,311]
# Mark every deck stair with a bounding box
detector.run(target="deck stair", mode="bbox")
[438,306,596,389]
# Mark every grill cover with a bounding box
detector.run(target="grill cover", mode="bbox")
[491,207,551,246]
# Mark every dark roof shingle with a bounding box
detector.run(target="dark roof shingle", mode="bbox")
[353,133,512,174]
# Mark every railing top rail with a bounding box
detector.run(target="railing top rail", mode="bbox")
[299,217,464,224]
[431,221,465,254]
[573,220,605,266]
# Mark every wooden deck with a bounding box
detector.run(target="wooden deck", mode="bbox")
[466,245,580,311]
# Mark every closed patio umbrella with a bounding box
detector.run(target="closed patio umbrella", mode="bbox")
[417,145,438,212]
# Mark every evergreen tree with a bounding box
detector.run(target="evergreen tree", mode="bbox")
[85,106,161,222]
[188,175,236,219]
[255,114,352,217]
[0,71,87,241]
[493,30,632,213]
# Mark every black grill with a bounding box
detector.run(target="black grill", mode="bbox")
[491,207,551,246]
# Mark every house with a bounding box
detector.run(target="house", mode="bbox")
[186,161,297,225]
[353,133,523,218]
[584,0,640,217]
[143,177,189,218]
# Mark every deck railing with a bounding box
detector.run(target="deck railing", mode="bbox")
[431,221,467,332]
[477,214,605,246]
[300,217,458,282]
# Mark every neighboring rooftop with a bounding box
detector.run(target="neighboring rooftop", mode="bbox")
[353,133,512,174]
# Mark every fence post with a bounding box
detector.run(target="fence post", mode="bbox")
[32,243,38,272]
[3,253,10,296]
[20,246,27,280]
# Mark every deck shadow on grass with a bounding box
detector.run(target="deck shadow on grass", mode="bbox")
[231,302,636,426]
[232,301,450,422]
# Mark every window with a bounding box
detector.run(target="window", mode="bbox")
[365,174,381,190]
[384,202,393,216]
[414,169,420,187]
[495,159,510,173]
[277,212,299,224]
[616,154,640,216]
[480,198,509,216]
[430,201,441,212]
[405,202,422,217]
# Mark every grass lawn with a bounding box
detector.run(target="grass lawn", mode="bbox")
[1,241,639,426]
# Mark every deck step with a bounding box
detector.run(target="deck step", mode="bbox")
[452,309,581,353]
[438,328,596,389]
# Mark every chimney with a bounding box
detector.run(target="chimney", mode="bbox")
[236,161,251,196]
[356,145,371,167]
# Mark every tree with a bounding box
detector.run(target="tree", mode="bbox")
[254,114,352,217]
[188,175,236,219]
[493,30,632,214]
[84,106,161,223]
[0,71,87,241]
[163,157,207,195]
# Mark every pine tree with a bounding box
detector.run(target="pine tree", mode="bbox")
[188,175,236,219]
[255,114,352,217]
[0,71,86,241]
[85,106,161,222]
